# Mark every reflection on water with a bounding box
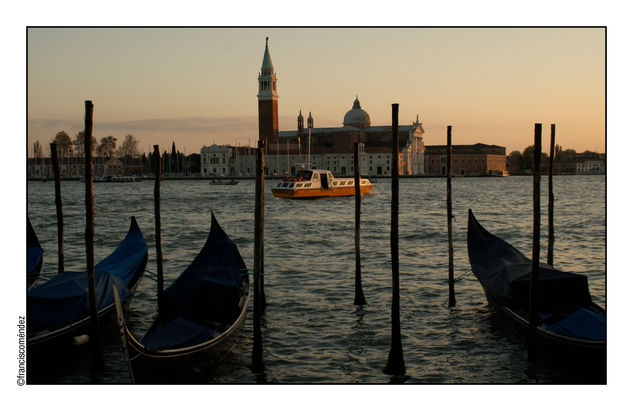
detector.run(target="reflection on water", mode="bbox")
[26,175,605,383]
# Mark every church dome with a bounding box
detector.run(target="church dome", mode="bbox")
[343,96,371,128]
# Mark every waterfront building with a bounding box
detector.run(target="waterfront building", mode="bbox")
[200,144,233,176]
[424,143,507,176]
[576,159,605,174]
[200,144,259,176]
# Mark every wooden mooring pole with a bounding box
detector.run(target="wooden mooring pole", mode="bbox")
[384,103,406,376]
[153,145,164,298]
[528,123,542,362]
[447,126,456,307]
[83,100,102,365]
[547,124,556,266]
[251,140,265,373]
[259,140,266,308]
[50,143,64,273]
[353,142,366,305]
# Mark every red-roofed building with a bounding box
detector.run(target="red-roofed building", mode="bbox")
[424,143,507,176]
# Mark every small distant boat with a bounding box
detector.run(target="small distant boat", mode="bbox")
[27,217,148,348]
[272,169,374,199]
[467,209,605,363]
[116,211,250,382]
[27,216,44,289]
[210,179,240,186]
[488,170,510,177]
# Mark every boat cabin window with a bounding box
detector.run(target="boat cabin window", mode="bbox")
[304,183,312,187]
[312,172,319,181]
[295,183,303,188]
[296,170,313,181]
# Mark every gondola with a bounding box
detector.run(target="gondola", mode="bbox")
[27,216,44,289]
[115,211,250,382]
[467,209,605,365]
[27,216,148,348]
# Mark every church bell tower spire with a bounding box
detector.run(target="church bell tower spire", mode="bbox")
[258,37,279,150]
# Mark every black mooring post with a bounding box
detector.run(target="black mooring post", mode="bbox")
[354,142,366,305]
[50,143,64,274]
[384,103,406,376]
[251,140,265,373]
[257,140,266,309]
[447,126,456,307]
[83,100,103,367]
[153,145,164,300]
[547,124,556,267]
[528,123,542,363]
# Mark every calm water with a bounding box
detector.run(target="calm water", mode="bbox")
[26,175,606,383]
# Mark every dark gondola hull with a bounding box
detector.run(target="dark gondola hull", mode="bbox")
[119,212,250,383]
[27,259,147,350]
[491,302,606,376]
[124,282,249,383]
[27,217,148,349]
[27,216,44,289]
[467,209,605,365]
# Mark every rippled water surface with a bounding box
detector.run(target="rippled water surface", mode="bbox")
[26,175,605,383]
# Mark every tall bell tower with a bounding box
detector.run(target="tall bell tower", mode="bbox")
[257,37,279,147]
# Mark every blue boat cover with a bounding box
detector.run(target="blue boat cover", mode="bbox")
[467,210,592,313]
[140,316,214,351]
[27,217,147,336]
[159,213,246,325]
[96,220,148,287]
[27,270,130,335]
[545,307,606,341]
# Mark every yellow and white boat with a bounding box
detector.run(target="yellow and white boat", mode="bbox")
[272,169,374,199]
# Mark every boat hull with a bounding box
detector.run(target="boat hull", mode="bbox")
[27,216,43,289]
[27,218,148,349]
[272,184,374,199]
[27,254,147,349]
[468,209,605,376]
[481,287,606,353]
[124,281,250,383]
[490,301,606,378]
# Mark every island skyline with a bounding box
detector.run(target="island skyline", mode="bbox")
[27,27,605,156]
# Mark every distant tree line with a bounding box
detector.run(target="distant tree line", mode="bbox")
[508,145,604,173]
[31,131,200,176]
[32,131,140,160]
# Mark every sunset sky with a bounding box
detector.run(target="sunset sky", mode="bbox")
[26,27,605,156]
